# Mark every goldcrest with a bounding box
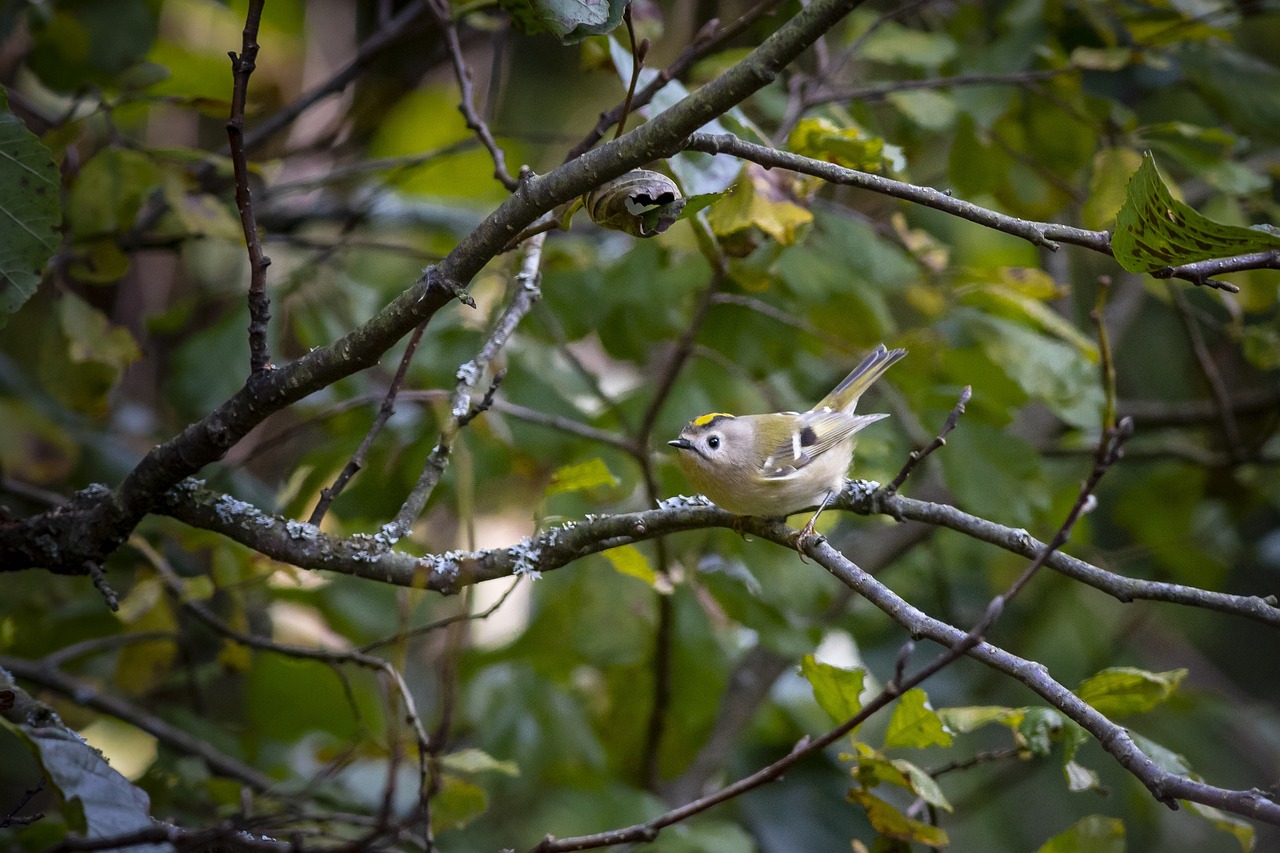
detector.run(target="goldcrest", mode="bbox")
[668,344,905,532]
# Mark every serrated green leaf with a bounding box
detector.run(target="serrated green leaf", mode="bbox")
[1112,153,1280,272]
[1075,667,1187,717]
[800,655,865,725]
[884,689,952,749]
[1035,815,1125,853]
[0,90,62,326]
[501,0,628,43]
[546,457,618,496]
[848,788,949,848]
[602,544,657,585]
[788,117,895,173]
[676,188,734,223]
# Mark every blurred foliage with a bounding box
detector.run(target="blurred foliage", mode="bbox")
[1,0,1280,851]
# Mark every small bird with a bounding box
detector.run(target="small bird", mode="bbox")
[668,344,905,541]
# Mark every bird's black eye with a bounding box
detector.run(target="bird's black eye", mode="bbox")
[707,435,721,450]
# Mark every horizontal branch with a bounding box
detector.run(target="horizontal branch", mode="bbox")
[156,479,1280,628]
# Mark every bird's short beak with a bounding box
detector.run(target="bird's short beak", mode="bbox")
[668,438,693,451]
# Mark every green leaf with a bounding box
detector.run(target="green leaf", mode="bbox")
[787,117,898,173]
[1035,815,1125,853]
[1,718,168,851]
[848,788,949,848]
[887,90,957,131]
[602,545,657,586]
[705,164,813,248]
[1016,707,1067,757]
[0,89,62,327]
[1182,801,1256,852]
[431,775,489,832]
[501,0,628,43]
[1083,148,1145,230]
[957,269,1099,359]
[60,291,143,373]
[891,758,953,812]
[963,311,1105,429]
[1064,759,1102,793]
[1075,667,1187,717]
[884,688,952,748]
[440,747,520,777]
[546,457,619,496]
[800,655,865,725]
[858,22,957,70]
[937,705,1024,733]
[1111,153,1280,273]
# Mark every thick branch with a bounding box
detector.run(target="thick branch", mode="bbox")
[1,0,869,576]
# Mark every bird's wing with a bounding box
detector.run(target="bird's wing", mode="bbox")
[759,410,887,480]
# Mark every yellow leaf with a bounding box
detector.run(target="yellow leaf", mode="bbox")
[546,458,619,496]
[602,545,657,585]
[706,164,813,247]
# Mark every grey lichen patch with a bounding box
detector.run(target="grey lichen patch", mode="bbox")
[285,519,319,541]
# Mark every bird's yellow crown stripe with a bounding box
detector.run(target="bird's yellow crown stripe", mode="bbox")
[692,412,734,427]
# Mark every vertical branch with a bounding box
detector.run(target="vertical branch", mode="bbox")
[1091,276,1117,432]
[227,0,273,374]
[1169,284,1243,461]
[613,4,649,141]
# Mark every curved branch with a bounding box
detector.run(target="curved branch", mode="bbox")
[681,133,1261,293]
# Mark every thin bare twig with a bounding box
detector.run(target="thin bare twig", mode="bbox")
[563,0,786,162]
[808,68,1076,109]
[427,0,517,189]
[242,0,436,151]
[388,232,545,541]
[0,654,276,792]
[1092,276,1118,431]
[227,0,273,374]
[359,577,523,653]
[1169,284,1244,462]
[880,385,971,496]
[310,322,429,526]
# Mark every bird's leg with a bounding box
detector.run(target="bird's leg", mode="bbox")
[794,490,837,560]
